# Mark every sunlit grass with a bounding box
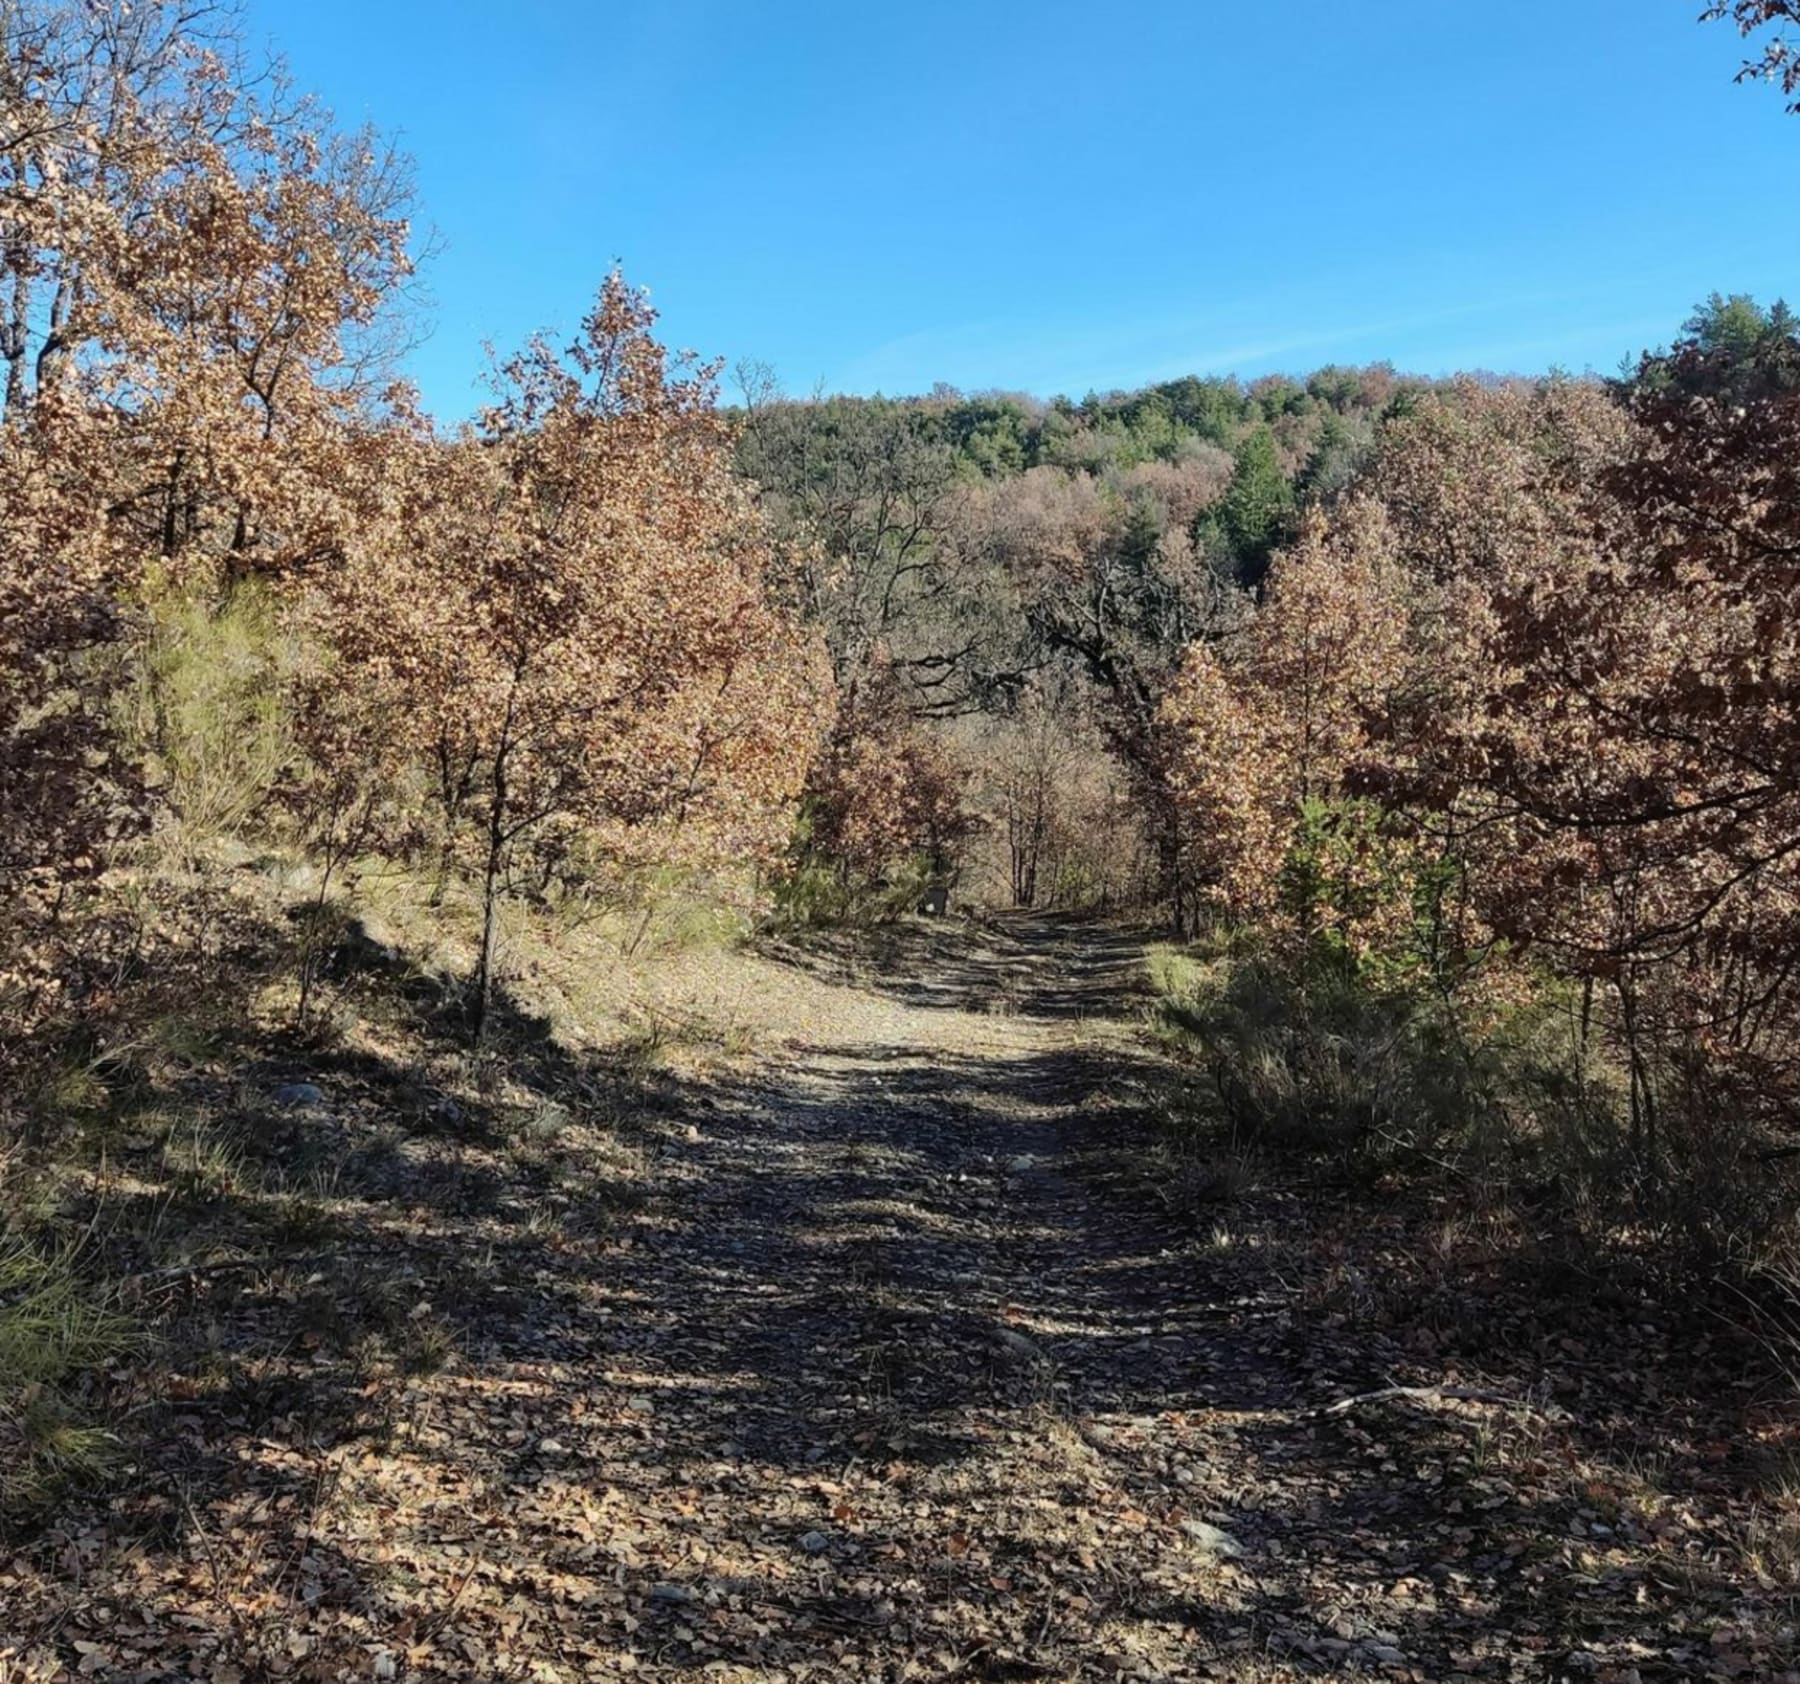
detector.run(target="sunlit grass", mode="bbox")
[0,1238,136,1515]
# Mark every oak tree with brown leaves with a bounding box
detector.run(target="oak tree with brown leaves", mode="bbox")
[311,278,831,1037]
[1704,0,1800,109]
[1161,359,1800,1161]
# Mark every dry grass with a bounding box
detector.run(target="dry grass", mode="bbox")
[0,1235,134,1516]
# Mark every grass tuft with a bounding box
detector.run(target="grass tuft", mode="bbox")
[0,1238,135,1516]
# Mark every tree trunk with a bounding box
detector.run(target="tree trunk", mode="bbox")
[470,751,510,1044]
[472,831,503,1045]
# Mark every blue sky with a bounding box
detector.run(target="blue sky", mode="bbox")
[246,1,1796,415]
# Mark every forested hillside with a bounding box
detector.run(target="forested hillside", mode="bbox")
[4,1,1800,1678]
[734,361,1453,910]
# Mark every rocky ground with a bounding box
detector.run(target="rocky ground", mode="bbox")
[3,915,1796,1681]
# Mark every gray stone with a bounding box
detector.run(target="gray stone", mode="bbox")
[798,1529,831,1554]
[1179,1519,1246,1559]
[274,1082,325,1109]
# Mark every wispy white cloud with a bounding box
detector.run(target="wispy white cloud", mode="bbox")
[823,285,1619,398]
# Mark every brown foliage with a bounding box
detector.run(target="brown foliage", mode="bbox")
[1160,367,1800,1157]
[1365,377,1800,1070]
[1704,0,1800,108]
[309,278,831,1032]
[0,1,416,578]
[975,681,1139,910]
[0,394,139,1056]
[1160,499,1408,923]
[0,0,417,1078]
[0,5,830,1068]
[802,662,976,887]
[949,461,1242,920]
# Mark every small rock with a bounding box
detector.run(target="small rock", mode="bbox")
[626,1394,655,1415]
[1179,1519,1245,1559]
[1367,1645,1406,1668]
[989,1327,1044,1367]
[648,1583,693,1605]
[537,1437,568,1457]
[798,1529,831,1554]
[274,1082,325,1109]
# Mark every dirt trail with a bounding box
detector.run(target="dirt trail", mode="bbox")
[572,915,1272,1680]
[368,913,1413,1683]
[10,915,1780,1682]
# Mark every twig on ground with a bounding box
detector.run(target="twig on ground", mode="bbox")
[131,1254,286,1288]
[1310,1383,1563,1419]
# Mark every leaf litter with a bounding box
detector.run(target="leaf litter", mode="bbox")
[3,917,1797,1682]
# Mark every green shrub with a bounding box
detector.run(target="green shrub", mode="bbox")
[120,581,308,861]
[1150,928,1800,1280]
[768,854,937,930]
[1183,946,1487,1165]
